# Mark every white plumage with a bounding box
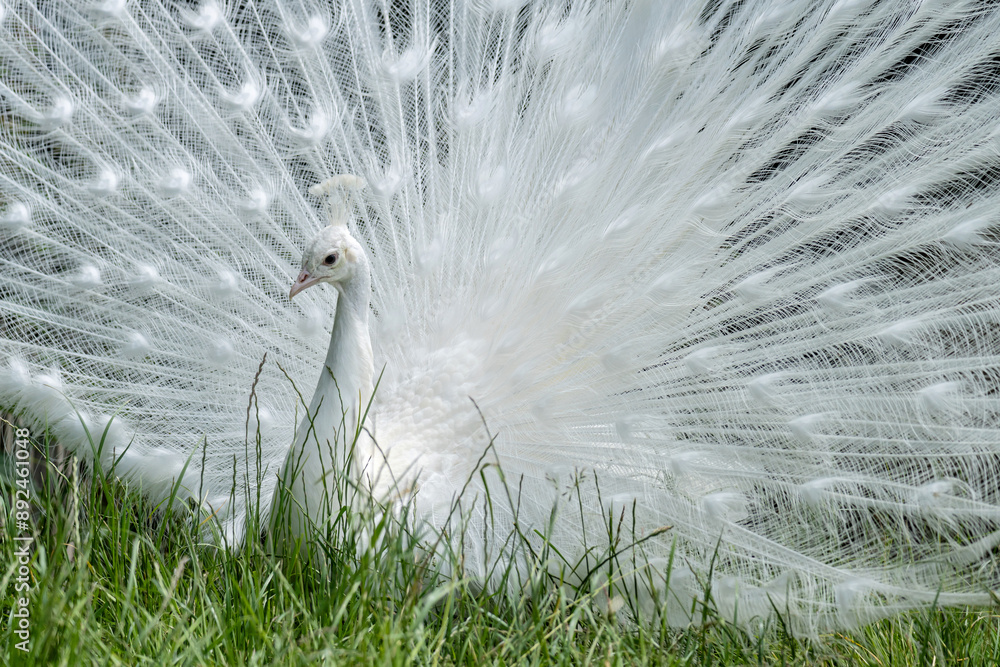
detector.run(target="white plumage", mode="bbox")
[2,0,1000,634]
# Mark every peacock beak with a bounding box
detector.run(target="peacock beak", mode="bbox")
[289,269,321,298]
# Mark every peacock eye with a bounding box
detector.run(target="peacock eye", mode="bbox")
[324,253,338,266]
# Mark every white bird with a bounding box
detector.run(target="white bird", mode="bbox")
[2,0,1000,635]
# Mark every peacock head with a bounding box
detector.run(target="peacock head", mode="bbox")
[289,225,365,298]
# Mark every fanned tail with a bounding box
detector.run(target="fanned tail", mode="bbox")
[2,0,1000,633]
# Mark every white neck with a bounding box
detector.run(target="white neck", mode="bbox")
[271,256,374,548]
[321,267,375,419]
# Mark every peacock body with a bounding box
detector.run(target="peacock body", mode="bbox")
[3,0,1000,634]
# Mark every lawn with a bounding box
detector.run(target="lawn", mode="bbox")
[2,421,998,666]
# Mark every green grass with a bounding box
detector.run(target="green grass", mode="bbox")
[1,426,999,666]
